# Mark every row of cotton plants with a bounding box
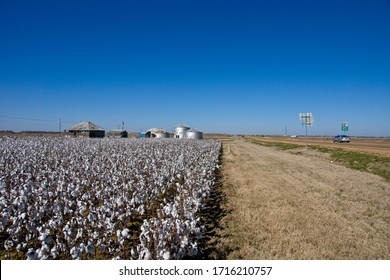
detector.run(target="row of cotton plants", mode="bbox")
[0,137,221,260]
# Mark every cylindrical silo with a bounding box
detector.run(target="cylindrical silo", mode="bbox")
[174,124,190,139]
[185,128,203,139]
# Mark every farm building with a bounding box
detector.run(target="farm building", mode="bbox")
[145,128,170,138]
[65,121,105,138]
[106,130,128,138]
[174,124,203,139]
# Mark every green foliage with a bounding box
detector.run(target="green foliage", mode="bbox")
[308,145,390,181]
[328,150,390,181]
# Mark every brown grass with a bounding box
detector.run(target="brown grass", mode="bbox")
[217,138,390,259]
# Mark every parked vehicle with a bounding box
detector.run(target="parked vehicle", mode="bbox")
[333,135,350,143]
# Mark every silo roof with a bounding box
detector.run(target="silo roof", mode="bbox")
[67,121,104,131]
[176,124,190,128]
[187,128,202,133]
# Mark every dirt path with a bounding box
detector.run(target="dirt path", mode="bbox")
[219,138,390,259]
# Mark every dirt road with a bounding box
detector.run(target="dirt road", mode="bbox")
[219,138,390,259]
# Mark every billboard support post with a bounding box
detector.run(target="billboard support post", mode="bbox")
[299,112,314,147]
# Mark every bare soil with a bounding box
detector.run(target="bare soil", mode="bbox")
[218,138,390,259]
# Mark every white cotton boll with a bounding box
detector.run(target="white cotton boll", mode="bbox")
[76,228,83,240]
[79,243,86,252]
[130,197,135,206]
[38,233,51,244]
[39,243,50,260]
[189,242,198,256]
[4,240,13,250]
[63,224,70,232]
[105,219,114,230]
[181,236,189,246]
[78,206,87,215]
[70,246,80,259]
[11,234,19,243]
[48,219,56,229]
[116,229,121,240]
[38,233,47,241]
[51,245,59,259]
[121,228,129,238]
[162,250,170,260]
[19,212,27,220]
[92,231,99,239]
[63,205,70,215]
[25,233,33,242]
[138,204,145,215]
[139,248,151,260]
[116,197,123,207]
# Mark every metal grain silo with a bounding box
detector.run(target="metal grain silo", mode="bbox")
[174,124,190,139]
[185,128,203,139]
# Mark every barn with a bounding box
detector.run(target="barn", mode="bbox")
[65,121,105,138]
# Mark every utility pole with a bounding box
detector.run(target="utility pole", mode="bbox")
[59,118,62,133]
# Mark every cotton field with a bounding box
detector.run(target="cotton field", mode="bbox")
[0,137,221,260]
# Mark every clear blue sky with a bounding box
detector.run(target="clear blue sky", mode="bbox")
[1,0,389,136]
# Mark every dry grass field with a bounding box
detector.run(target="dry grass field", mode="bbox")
[249,136,390,157]
[216,138,390,259]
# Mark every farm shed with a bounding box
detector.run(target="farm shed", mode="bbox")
[65,121,105,138]
[145,128,170,138]
[106,130,128,138]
